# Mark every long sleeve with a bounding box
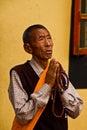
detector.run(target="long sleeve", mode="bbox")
[60,81,83,119]
[8,70,51,124]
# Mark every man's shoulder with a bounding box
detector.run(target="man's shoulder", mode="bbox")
[10,60,30,73]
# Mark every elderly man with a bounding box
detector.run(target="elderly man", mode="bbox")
[8,24,83,130]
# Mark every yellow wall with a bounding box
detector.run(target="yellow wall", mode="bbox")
[0,0,86,130]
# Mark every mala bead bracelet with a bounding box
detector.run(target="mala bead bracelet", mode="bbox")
[52,62,69,118]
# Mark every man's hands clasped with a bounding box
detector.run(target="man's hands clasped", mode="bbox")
[45,58,60,88]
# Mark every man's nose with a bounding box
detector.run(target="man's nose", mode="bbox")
[45,38,51,46]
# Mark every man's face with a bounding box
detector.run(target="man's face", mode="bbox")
[30,28,53,61]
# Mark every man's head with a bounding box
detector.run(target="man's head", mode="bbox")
[23,24,53,62]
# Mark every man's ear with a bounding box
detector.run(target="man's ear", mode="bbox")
[23,43,32,54]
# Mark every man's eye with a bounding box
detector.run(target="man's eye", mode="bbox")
[47,35,52,39]
[39,37,44,40]
[48,36,51,39]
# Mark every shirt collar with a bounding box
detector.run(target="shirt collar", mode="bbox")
[29,58,44,77]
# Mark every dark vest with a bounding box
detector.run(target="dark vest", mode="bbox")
[10,61,68,130]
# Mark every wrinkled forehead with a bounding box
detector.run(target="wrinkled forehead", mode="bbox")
[31,28,51,37]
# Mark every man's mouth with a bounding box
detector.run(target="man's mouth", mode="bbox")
[46,50,52,54]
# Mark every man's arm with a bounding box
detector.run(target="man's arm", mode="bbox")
[60,81,83,118]
[8,70,51,124]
